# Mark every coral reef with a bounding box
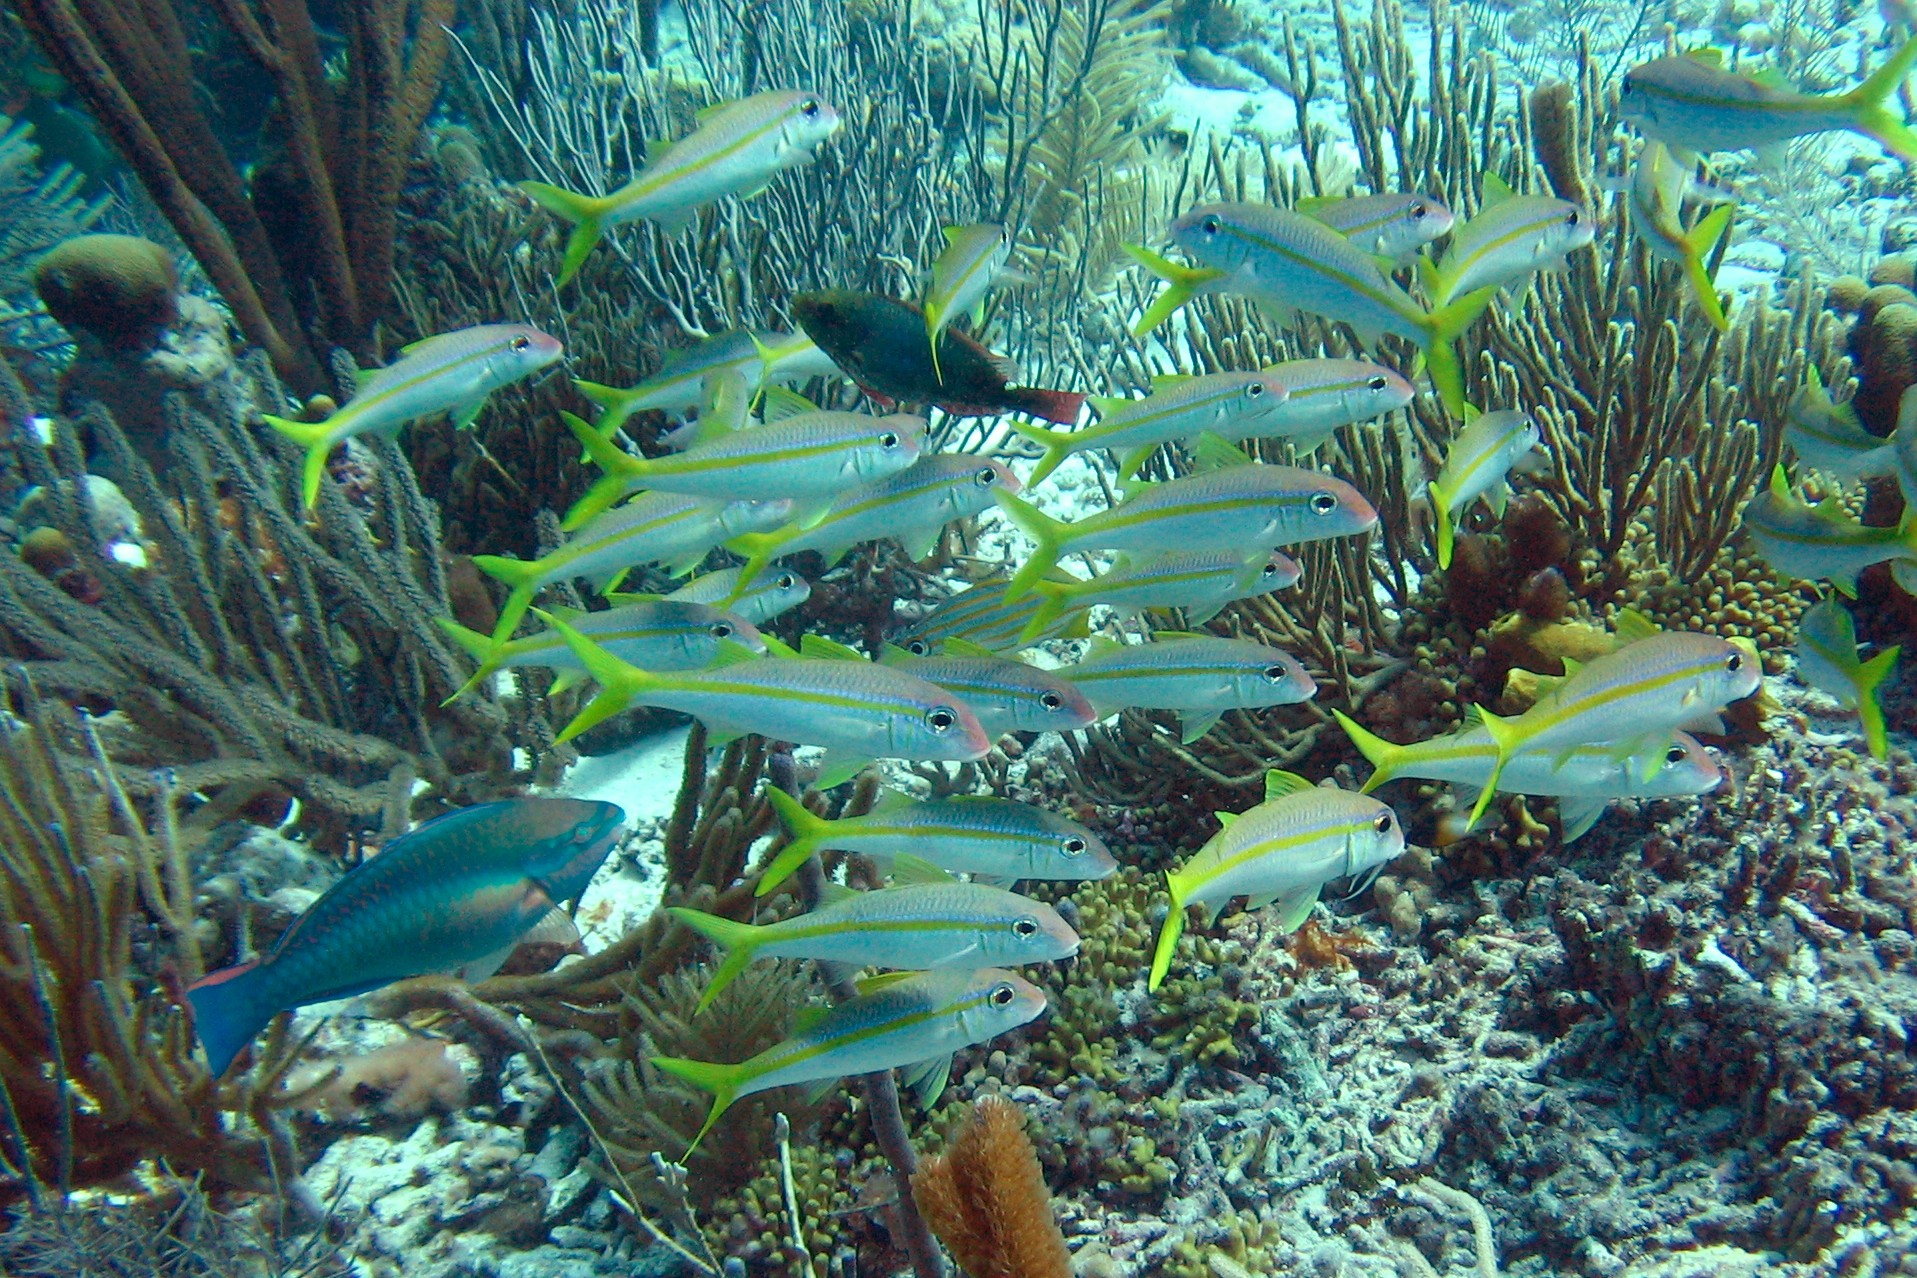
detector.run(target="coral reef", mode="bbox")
[912,1096,1071,1278]
[32,232,176,348]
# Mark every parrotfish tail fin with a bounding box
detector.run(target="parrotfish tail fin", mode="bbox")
[1419,285,1500,417]
[1681,203,1735,332]
[666,907,766,1013]
[562,474,634,533]
[755,785,830,896]
[1009,420,1077,487]
[1846,35,1917,162]
[1148,866,1192,992]
[436,618,507,705]
[1122,244,1221,336]
[1470,707,1523,826]
[992,491,1069,602]
[1011,388,1087,427]
[471,554,544,646]
[1857,644,1902,760]
[649,1055,745,1156]
[1331,709,1401,793]
[262,413,336,511]
[541,611,660,744]
[573,380,639,454]
[1430,478,1456,570]
[184,960,273,1078]
[518,181,613,286]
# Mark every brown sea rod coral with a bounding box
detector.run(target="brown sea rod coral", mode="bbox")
[912,1096,1072,1278]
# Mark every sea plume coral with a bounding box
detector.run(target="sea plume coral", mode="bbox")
[912,1095,1071,1278]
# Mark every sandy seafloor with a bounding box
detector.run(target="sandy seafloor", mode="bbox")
[243,1,1917,1273]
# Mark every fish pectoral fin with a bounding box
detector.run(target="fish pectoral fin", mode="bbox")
[889,853,957,885]
[651,205,699,236]
[1676,710,1726,735]
[453,942,519,985]
[1557,797,1609,844]
[520,904,584,950]
[897,523,944,563]
[450,397,489,432]
[818,882,860,906]
[1269,883,1321,934]
[899,1054,954,1107]
[801,1075,842,1105]
[1179,710,1223,744]
[814,754,873,791]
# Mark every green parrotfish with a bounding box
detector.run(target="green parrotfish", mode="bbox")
[186,798,625,1076]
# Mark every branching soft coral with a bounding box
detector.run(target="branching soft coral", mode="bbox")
[912,1096,1071,1278]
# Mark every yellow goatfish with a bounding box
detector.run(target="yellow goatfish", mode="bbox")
[520,90,841,285]
[1624,141,1735,331]
[264,324,561,509]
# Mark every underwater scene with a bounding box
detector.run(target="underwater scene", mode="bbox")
[3,0,1917,1273]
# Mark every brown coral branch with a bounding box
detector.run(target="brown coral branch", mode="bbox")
[911,1096,1071,1278]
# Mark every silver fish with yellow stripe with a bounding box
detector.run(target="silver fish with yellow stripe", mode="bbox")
[1624,141,1735,331]
[864,637,1098,738]
[473,493,794,643]
[924,223,1026,381]
[575,328,837,441]
[1334,711,1723,843]
[993,462,1377,600]
[1427,408,1544,568]
[653,966,1046,1151]
[1741,463,1917,594]
[438,599,765,702]
[543,615,992,782]
[671,872,1077,1012]
[1468,613,1762,824]
[265,324,562,509]
[1783,371,1893,482]
[896,575,1091,655]
[1062,632,1316,743]
[520,90,842,284]
[612,564,812,627]
[1023,548,1301,642]
[1296,191,1454,261]
[1150,771,1403,989]
[1795,594,1901,760]
[1011,370,1292,486]
[1417,175,1593,308]
[756,785,1115,896]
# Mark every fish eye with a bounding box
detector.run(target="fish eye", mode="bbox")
[799,98,821,117]
[1726,653,1743,673]
[1040,690,1064,710]
[880,431,901,448]
[988,982,1017,1007]
[510,335,532,352]
[709,622,733,638]
[569,820,596,845]
[975,467,999,486]
[1013,917,1039,937]
[1367,375,1389,391]
[777,573,796,588]
[1566,209,1582,225]
[926,706,959,733]
[1062,836,1087,855]
[1261,562,1280,578]
[1200,214,1221,235]
[1665,745,1688,764]
[1246,383,1264,398]
[1373,811,1395,834]
[1309,491,1339,515]
[1263,664,1289,682]
[909,639,931,655]
[1411,202,1428,217]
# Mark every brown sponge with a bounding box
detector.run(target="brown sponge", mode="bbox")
[34,233,179,348]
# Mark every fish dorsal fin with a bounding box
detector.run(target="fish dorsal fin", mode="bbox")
[878,642,916,667]
[871,789,918,813]
[855,970,921,996]
[940,636,1000,659]
[707,638,765,668]
[692,101,728,124]
[760,633,801,659]
[1613,607,1659,645]
[605,591,663,605]
[1086,393,1133,417]
[1747,66,1791,89]
[1150,629,1203,642]
[759,386,817,421]
[818,881,859,906]
[1149,373,1194,391]
[1768,462,1794,499]
[890,853,956,885]
[1190,431,1253,472]
[1083,635,1130,662]
[1683,45,1726,66]
[1463,703,1489,726]
[1480,173,1516,207]
[1294,194,1334,215]
[1559,656,1582,677]
[800,634,867,662]
[1214,810,1237,828]
[941,225,964,244]
[1263,769,1314,801]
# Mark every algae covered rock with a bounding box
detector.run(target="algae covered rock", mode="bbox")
[34,233,179,348]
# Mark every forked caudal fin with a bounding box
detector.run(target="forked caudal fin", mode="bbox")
[184,960,273,1078]
[755,785,834,896]
[1009,420,1079,487]
[1856,644,1902,760]
[537,611,666,744]
[1845,35,1917,163]
[666,907,767,1012]
[1148,867,1192,991]
[1418,285,1499,417]
[1680,203,1735,332]
[436,618,512,705]
[1468,706,1524,825]
[262,413,338,511]
[1331,709,1405,793]
[649,1054,747,1155]
[518,181,615,286]
[992,491,1071,601]
[1123,244,1226,336]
